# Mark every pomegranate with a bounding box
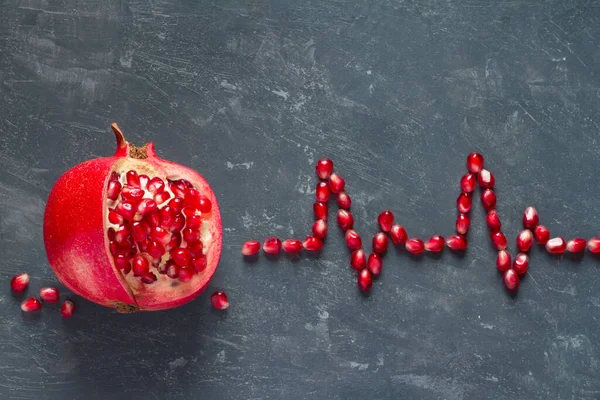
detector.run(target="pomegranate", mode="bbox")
[43,123,222,312]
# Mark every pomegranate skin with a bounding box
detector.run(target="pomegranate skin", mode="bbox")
[43,124,222,312]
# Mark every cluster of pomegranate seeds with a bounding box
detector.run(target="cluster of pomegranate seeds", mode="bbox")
[10,274,74,317]
[106,170,211,284]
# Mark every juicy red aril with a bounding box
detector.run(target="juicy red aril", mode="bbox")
[109,209,124,225]
[137,199,157,215]
[182,207,196,218]
[486,210,501,232]
[159,206,175,227]
[115,225,131,243]
[107,180,122,201]
[166,261,180,278]
[211,291,229,310]
[546,237,566,254]
[121,187,145,204]
[60,300,75,318]
[566,238,587,253]
[40,287,59,302]
[316,158,333,180]
[466,152,484,173]
[358,269,373,292]
[378,210,394,233]
[523,207,539,230]
[185,214,203,229]
[460,173,476,193]
[182,228,202,243]
[242,240,260,256]
[139,175,150,189]
[115,202,136,220]
[145,210,161,227]
[456,214,470,235]
[10,273,29,293]
[329,173,345,194]
[345,230,362,250]
[169,197,184,213]
[588,238,600,253]
[534,225,550,244]
[496,250,511,272]
[490,231,507,250]
[107,227,116,241]
[516,229,534,252]
[372,232,389,254]
[132,255,150,276]
[184,188,212,213]
[166,233,182,251]
[513,253,529,275]
[316,181,331,202]
[191,256,207,272]
[282,239,303,253]
[478,169,495,189]
[178,266,194,282]
[132,221,149,242]
[189,242,203,257]
[480,189,496,211]
[169,182,186,198]
[350,249,367,271]
[154,191,172,205]
[405,238,425,254]
[314,202,328,220]
[140,272,157,284]
[503,269,520,290]
[126,170,140,188]
[425,235,445,252]
[446,235,468,251]
[390,225,408,245]
[367,253,382,275]
[114,254,130,271]
[147,177,165,193]
[21,297,41,312]
[457,192,472,214]
[263,237,282,254]
[171,215,185,232]
[171,247,192,266]
[303,236,323,251]
[150,226,171,245]
[148,241,166,259]
[337,210,354,231]
[337,192,351,210]
[312,220,328,239]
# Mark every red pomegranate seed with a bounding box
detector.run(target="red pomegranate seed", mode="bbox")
[115,225,131,244]
[182,207,196,218]
[187,215,204,231]
[460,173,476,193]
[115,201,136,220]
[170,182,187,199]
[405,238,425,254]
[329,173,345,194]
[282,239,303,253]
[316,181,331,202]
[316,158,334,180]
[523,207,539,230]
[114,254,130,271]
[313,202,328,220]
[337,192,351,210]
[126,170,140,188]
[178,266,194,282]
[588,238,600,253]
[166,233,182,252]
[378,210,394,232]
[60,300,75,317]
[486,210,501,232]
[108,209,124,225]
[358,269,373,292]
[21,297,41,312]
[350,249,367,271]
[242,240,260,256]
[337,209,354,231]
[39,287,59,303]
[496,250,511,272]
[490,231,508,250]
[148,241,166,259]
[154,191,172,205]
[121,187,145,204]
[107,227,116,241]
[137,199,157,215]
[516,229,534,252]
[456,214,470,235]
[147,177,165,193]
[168,197,184,213]
[513,253,529,275]
[198,197,212,214]
[166,261,180,278]
[211,291,229,310]
[503,269,520,290]
[372,232,389,254]
[10,273,29,293]
[131,221,149,242]
[456,192,472,214]
[171,215,185,232]
[138,174,150,189]
[390,224,408,245]
[159,206,175,228]
[150,226,171,245]
[191,256,207,272]
[144,209,161,227]
[446,234,468,251]
[140,272,157,284]
[182,228,202,244]
[171,247,191,267]
[425,235,445,252]
[367,253,382,275]
[345,230,362,250]
[466,152,484,173]
[189,242,204,257]
[312,220,328,239]
[107,180,122,201]
[132,255,150,276]
[566,238,587,253]
[303,236,323,251]
[546,237,566,254]
[480,189,496,211]
[110,171,120,181]
[263,237,282,254]
[534,225,550,244]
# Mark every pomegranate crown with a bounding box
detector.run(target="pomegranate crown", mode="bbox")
[111,122,156,160]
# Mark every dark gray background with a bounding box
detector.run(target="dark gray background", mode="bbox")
[1,1,600,399]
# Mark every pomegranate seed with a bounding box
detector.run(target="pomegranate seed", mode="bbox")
[186,215,202,229]
[147,177,165,193]
[211,291,229,310]
[169,197,184,213]
[588,238,600,253]
[456,192,472,214]
[329,173,345,193]
[182,228,202,244]
[132,255,150,276]
[513,253,529,275]
[367,253,382,275]
[189,242,204,257]
[154,259,165,273]
[496,250,512,272]
[182,207,197,218]
[263,237,282,254]
[316,158,334,179]
[523,207,539,230]
[198,197,212,213]
[150,226,171,245]
[516,229,534,252]
[39,287,59,303]
[242,240,260,256]
[107,227,116,241]
[144,209,161,227]
[148,241,166,259]
[10,273,29,293]
[60,300,75,317]
[191,256,207,272]
[405,238,425,254]
[478,169,495,189]
[486,210,501,232]
[446,235,468,251]
[534,225,550,244]
[115,225,131,244]
[490,231,508,250]
[166,261,180,278]
[185,189,206,210]
[390,224,408,245]
[460,173,476,193]
[456,214,470,235]
[110,171,120,181]
[171,247,192,266]
[159,206,175,228]
[546,237,566,254]
[109,241,119,256]
[480,189,496,211]
[282,239,303,253]
[126,170,140,188]
[358,269,373,292]
[178,266,194,282]
[345,230,362,250]
[337,209,354,231]
[107,180,122,201]
[171,215,185,232]
[566,238,587,253]
[303,236,323,251]
[122,187,145,204]
[115,201,136,220]
[350,249,367,271]
[372,232,389,254]
[312,220,328,239]
[141,272,157,284]
[170,183,187,199]
[114,254,130,271]
[138,174,149,189]
[425,235,445,252]
[108,209,124,225]
[131,221,149,242]
[137,199,157,215]
[378,210,394,232]
[21,297,41,312]
[166,233,182,252]
[315,181,331,202]
[466,152,484,173]
[503,269,520,290]
[337,192,351,210]
[154,191,172,205]
[313,202,328,220]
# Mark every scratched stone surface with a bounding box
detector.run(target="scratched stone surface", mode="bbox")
[1,1,600,399]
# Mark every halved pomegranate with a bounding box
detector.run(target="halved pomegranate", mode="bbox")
[43,123,222,312]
